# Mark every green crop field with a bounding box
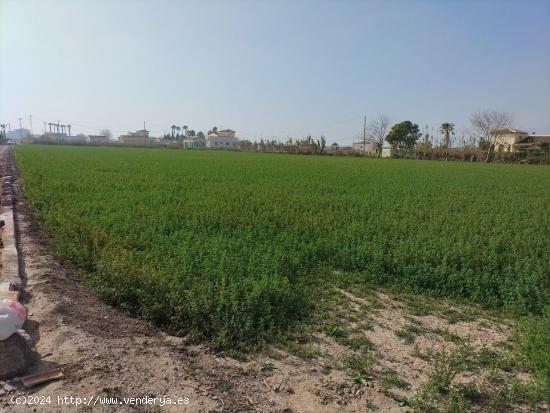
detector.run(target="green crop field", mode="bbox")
[14,146,550,375]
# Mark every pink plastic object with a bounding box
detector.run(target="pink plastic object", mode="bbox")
[0,298,27,340]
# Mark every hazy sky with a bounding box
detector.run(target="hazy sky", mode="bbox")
[1,0,549,144]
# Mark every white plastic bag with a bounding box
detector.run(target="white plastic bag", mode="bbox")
[0,298,26,340]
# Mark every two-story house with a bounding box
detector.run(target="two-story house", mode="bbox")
[206,129,239,149]
[490,128,528,152]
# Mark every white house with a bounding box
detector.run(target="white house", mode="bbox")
[206,129,239,149]
[353,141,380,155]
[183,136,206,149]
[490,128,550,152]
[381,147,392,158]
[490,128,529,152]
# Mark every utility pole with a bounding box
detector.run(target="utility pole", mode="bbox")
[29,114,33,135]
[362,115,367,154]
[18,118,22,141]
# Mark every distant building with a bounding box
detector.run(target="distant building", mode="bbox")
[68,134,87,144]
[183,136,206,149]
[353,141,379,155]
[44,132,69,142]
[515,133,550,151]
[491,128,528,152]
[322,143,340,154]
[6,128,30,142]
[119,129,150,146]
[491,128,550,152]
[206,129,239,149]
[381,147,392,158]
[87,135,109,145]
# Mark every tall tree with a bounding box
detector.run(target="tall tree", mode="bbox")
[439,122,455,148]
[367,115,391,156]
[100,129,112,139]
[470,110,512,162]
[422,125,432,147]
[385,121,421,157]
[170,124,176,139]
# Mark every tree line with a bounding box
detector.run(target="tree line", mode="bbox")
[164,124,213,140]
[380,110,548,163]
[234,110,548,164]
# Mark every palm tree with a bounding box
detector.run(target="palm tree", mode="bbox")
[67,124,71,136]
[440,122,455,148]
[176,126,181,140]
[183,125,188,136]
[170,124,176,139]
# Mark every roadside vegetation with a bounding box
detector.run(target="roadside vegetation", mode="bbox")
[15,145,550,404]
